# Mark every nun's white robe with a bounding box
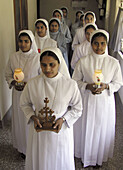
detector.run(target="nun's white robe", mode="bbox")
[72,51,123,167]
[35,19,57,53]
[20,72,82,170]
[35,35,57,53]
[72,27,86,50]
[71,40,91,69]
[5,49,41,154]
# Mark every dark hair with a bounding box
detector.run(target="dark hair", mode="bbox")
[35,21,47,28]
[85,25,96,33]
[18,33,32,42]
[80,14,84,20]
[49,19,60,28]
[85,12,94,20]
[61,7,67,13]
[76,11,82,16]
[40,51,60,63]
[91,32,107,44]
[53,10,62,17]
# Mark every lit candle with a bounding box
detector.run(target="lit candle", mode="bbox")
[14,68,24,83]
[93,69,103,88]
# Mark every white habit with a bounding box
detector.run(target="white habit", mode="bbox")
[71,40,91,69]
[72,27,86,50]
[20,72,82,170]
[72,51,123,167]
[35,19,57,53]
[5,48,41,155]
[72,11,97,51]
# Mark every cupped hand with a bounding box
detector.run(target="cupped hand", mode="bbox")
[31,115,42,129]
[86,83,98,94]
[53,118,64,133]
[94,83,107,94]
[14,82,26,91]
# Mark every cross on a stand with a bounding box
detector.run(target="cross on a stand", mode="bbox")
[35,97,58,133]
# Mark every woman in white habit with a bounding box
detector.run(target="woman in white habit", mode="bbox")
[71,23,97,69]
[5,30,41,157]
[72,11,97,50]
[20,47,82,170]
[53,9,72,44]
[72,29,123,167]
[35,18,57,53]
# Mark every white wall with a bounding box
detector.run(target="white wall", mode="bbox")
[0,0,15,120]
[39,0,105,29]
[0,0,37,120]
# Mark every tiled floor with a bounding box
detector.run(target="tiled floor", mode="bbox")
[0,93,123,170]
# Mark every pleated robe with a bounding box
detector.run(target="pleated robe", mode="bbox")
[20,73,82,170]
[5,49,41,154]
[72,51,123,167]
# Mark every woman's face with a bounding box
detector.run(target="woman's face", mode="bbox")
[53,12,62,21]
[76,12,82,22]
[41,55,60,78]
[92,36,107,55]
[85,14,94,24]
[18,35,32,52]
[62,9,67,18]
[50,21,59,33]
[85,28,95,42]
[36,22,47,37]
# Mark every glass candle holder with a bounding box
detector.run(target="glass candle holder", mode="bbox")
[93,69,103,88]
[14,68,24,83]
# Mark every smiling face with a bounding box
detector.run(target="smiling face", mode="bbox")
[35,22,47,37]
[18,35,32,52]
[92,36,107,55]
[50,21,59,32]
[85,14,94,24]
[41,55,60,78]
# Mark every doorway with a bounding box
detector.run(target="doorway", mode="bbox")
[13,0,28,51]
